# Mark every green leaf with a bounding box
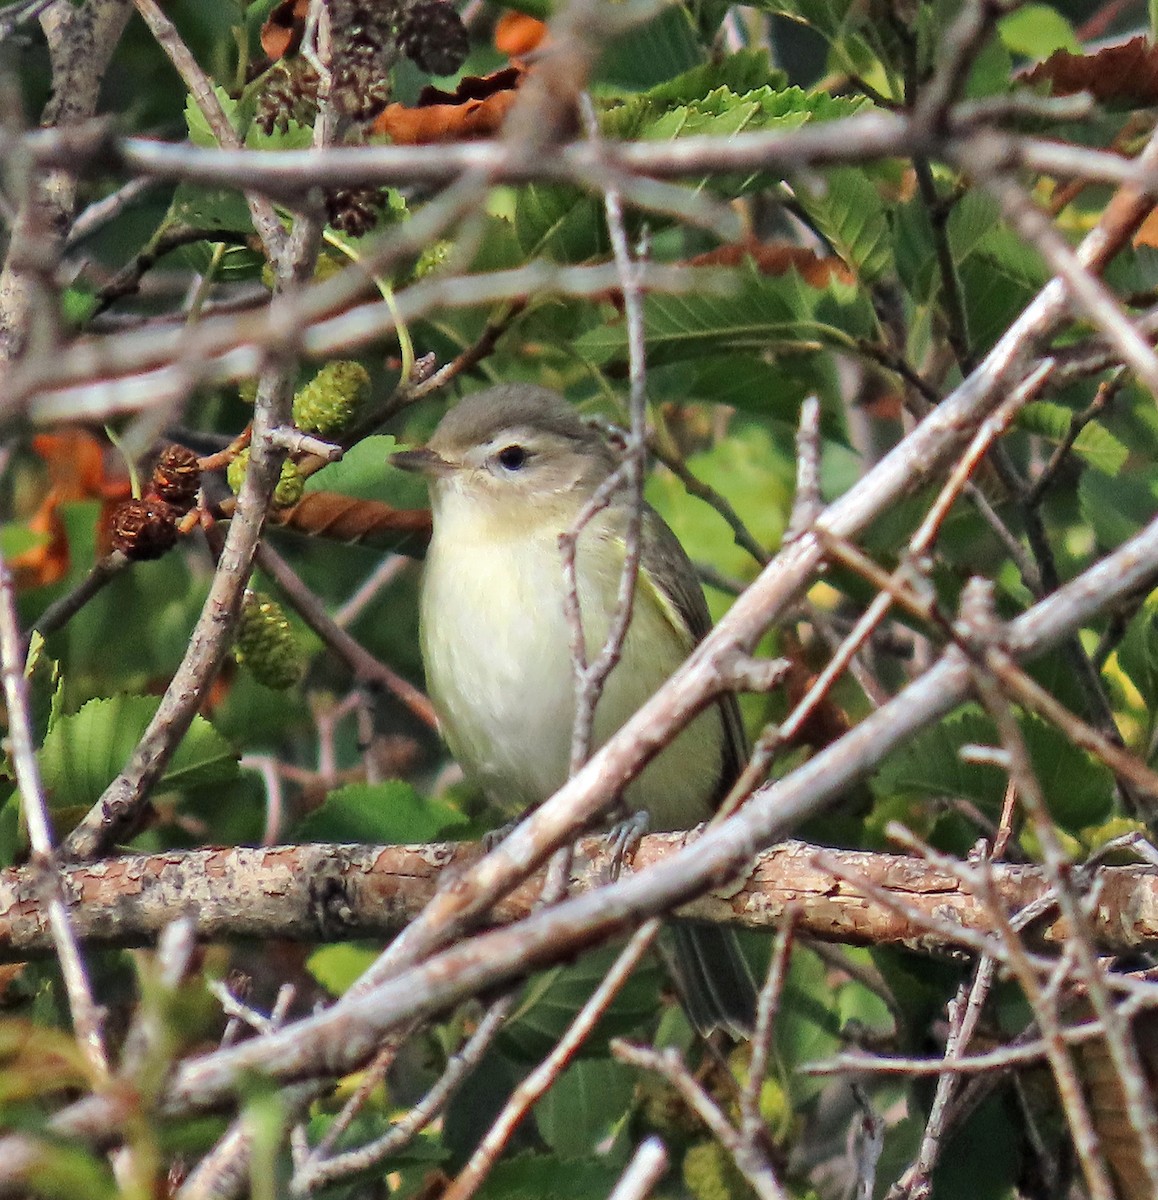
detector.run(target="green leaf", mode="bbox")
[295,780,468,844]
[1115,595,1158,715]
[597,4,705,90]
[873,708,1113,831]
[600,82,866,205]
[576,263,874,367]
[184,87,243,148]
[500,944,661,1061]
[533,1058,636,1158]
[775,946,843,1105]
[22,634,64,754]
[744,0,856,41]
[998,5,1079,58]
[0,1140,117,1200]
[595,3,705,89]
[513,185,607,263]
[168,184,255,235]
[629,48,784,106]
[476,1154,620,1200]
[39,695,238,811]
[650,355,812,424]
[307,944,378,996]
[1079,470,1158,549]
[793,166,891,280]
[0,524,50,560]
[1018,402,1129,476]
[306,434,428,509]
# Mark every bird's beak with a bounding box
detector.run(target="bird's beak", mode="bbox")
[390,447,453,476]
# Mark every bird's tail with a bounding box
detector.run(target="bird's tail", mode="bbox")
[668,923,758,1038]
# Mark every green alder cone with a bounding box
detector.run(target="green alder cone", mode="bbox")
[292,360,371,436]
[234,592,304,691]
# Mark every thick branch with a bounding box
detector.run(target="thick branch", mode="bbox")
[0,837,1153,960]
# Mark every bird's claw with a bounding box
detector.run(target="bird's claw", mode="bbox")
[482,817,521,852]
[607,810,649,880]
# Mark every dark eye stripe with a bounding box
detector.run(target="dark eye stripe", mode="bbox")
[497,445,527,470]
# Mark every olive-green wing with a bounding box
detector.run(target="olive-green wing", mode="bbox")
[639,504,749,806]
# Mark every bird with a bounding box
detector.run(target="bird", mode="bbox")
[393,382,757,1036]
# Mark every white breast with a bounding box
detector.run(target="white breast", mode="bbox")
[419,489,724,827]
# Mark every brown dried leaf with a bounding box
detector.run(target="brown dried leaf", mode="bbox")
[687,239,856,286]
[493,11,547,57]
[1134,204,1158,248]
[270,491,432,549]
[1021,35,1158,106]
[261,0,308,61]
[372,65,525,144]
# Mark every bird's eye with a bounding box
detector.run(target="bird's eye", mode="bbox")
[496,445,527,471]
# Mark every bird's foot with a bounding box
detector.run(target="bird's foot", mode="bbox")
[606,810,650,881]
[481,816,522,852]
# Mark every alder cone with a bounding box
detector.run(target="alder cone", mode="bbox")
[255,59,320,135]
[329,0,400,120]
[151,444,201,513]
[325,186,389,238]
[398,0,469,77]
[109,498,179,560]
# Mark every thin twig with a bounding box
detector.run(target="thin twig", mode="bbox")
[612,1038,789,1200]
[0,553,109,1081]
[255,540,437,729]
[441,922,661,1200]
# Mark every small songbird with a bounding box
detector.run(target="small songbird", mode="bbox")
[393,383,757,1035]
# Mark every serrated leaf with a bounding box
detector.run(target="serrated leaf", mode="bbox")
[39,695,238,811]
[600,83,866,203]
[793,167,891,280]
[873,708,1113,831]
[633,48,784,106]
[957,252,1041,353]
[184,87,243,148]
[1079,470,1158,549]
[1018,402,1129,476]
[576,264,873,368]
[295,780,467,844]
[476,1154,620,1200]
[500,944,661,1061]
[534,1059,635,1158]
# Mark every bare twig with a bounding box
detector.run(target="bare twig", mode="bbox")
[0,553,109,1079]
[441,923,660,1200]
[255,541,437,729]
[612,1037,789,1200]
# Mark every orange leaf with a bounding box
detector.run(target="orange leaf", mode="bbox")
[494,12,547,57]
[10,494,70,590]
[261,0,308,61]
[373,66,525,144]
[687,240,855,286]
[1134,205,1158,249]
[1021,36,1158,106]
[31,429,107,501]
